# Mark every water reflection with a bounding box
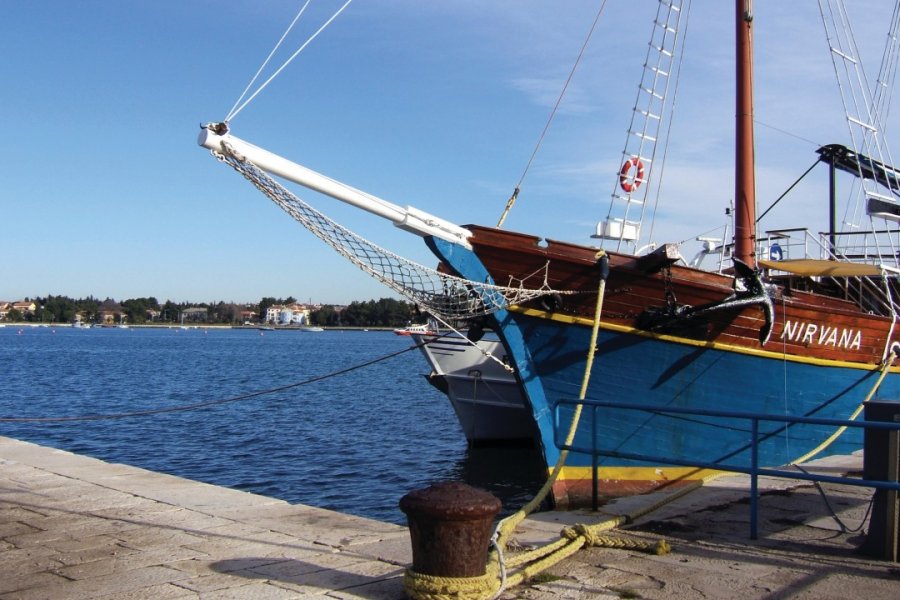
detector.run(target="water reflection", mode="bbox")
[446,443,548,517]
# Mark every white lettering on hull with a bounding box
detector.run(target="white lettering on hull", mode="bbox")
[780,320,861,350]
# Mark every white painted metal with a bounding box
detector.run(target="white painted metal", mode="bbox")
[411,333,533,442]
[198,128,473,248]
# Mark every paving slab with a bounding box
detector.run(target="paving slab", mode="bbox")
[3,436,900,599]
[506,452,900,600]
[0,437,409,599]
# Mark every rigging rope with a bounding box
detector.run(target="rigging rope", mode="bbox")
[871,1,900,134]
[225,1,312,123]
[210,140,574,322]
[756,158,821,223]
[225,0,355,123]
[0,340,423,423]
[645,0,693,247]
[495,0,609,228]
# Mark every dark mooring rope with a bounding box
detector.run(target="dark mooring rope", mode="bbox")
[0,342,424,423]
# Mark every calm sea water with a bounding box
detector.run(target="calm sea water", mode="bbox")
[0,326,544,523]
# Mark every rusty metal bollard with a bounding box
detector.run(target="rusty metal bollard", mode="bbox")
[400,481,502,578]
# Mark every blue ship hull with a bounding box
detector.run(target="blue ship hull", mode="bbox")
[428,234,900,506]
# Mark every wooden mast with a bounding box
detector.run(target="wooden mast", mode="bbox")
[734,0,757,268]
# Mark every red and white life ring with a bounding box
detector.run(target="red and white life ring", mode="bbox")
[619,156,645,193]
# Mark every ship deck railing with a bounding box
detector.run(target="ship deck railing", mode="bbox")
[554,398,900,539]
[761,226,900,268]
[758,227,900,316]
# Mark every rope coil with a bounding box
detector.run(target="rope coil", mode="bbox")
[403,564,502,600]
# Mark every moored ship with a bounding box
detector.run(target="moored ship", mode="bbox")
[200,0,900,507]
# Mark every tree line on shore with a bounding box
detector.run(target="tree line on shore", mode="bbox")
[4,294,421,328]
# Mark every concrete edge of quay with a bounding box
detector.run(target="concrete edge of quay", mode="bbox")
[2,436,899,599]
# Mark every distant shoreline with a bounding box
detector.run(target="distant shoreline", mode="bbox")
[0,323,395,332]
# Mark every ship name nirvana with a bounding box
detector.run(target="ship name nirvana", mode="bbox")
[780,320,862,350]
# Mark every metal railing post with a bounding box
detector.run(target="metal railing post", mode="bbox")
[553,398,900,545]
[886,417,899,561]
[750,417,759,540]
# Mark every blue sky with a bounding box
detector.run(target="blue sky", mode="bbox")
[2,1,897,305]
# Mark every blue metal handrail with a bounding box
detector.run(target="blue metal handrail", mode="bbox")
[553,398,900,538]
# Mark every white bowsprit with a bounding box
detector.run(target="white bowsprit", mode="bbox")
[201,125,571,321]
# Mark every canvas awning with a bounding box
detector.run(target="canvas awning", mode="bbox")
[758,258,885,277]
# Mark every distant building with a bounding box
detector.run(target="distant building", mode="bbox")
[98,300,122,325]
[264,304,283,324]
[291,305,312,325]
[12,301,36,314]
[265,303,312,325]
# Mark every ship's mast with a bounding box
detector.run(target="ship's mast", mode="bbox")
[734,0,757,268]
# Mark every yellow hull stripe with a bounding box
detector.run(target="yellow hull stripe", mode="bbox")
[509,305,898,372]
[554,465,724,482]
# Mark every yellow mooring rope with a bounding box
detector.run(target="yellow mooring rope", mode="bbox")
[790,344,898,466]
[404,262,898,600]
[404,252,669,600]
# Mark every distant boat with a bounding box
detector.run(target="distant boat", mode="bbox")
[412,332,533,442]
[393,323,436,336]
[258,325,275,331]
[72,321,91,329]
[299,326,324,332]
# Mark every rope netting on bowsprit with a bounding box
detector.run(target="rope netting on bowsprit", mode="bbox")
[209,142,571,321]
